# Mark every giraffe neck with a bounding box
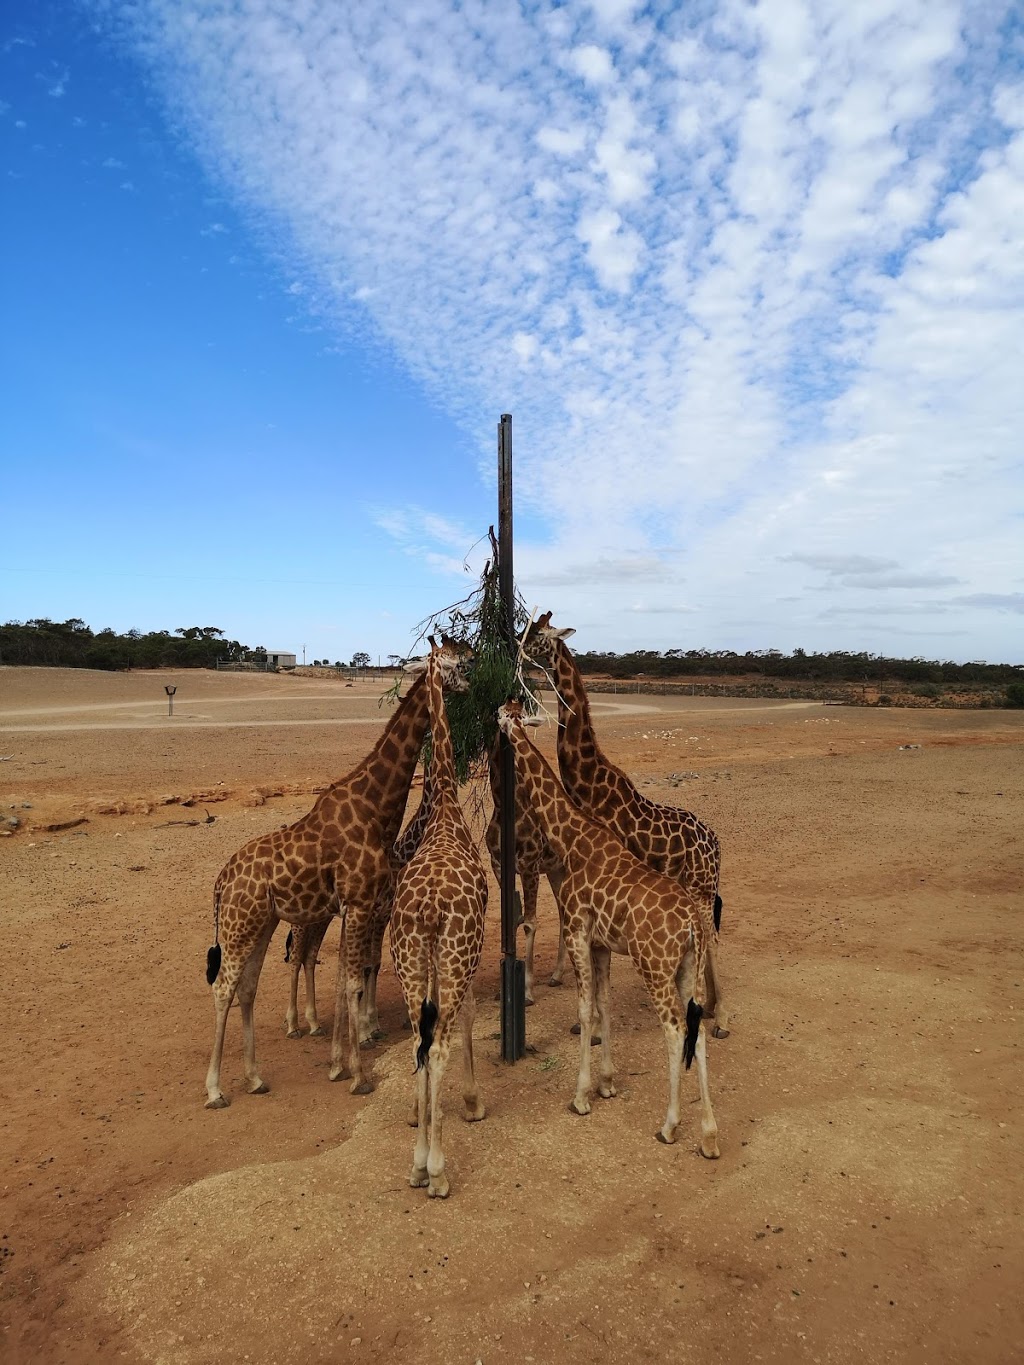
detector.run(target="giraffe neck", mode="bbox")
[347,671,430,829]
[505,721,590,864]
[425,657,458,808]
[551,639,614,803]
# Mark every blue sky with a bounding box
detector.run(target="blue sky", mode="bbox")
[3,1,1022,664]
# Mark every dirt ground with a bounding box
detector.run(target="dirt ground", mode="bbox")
[1,665,1021,1365]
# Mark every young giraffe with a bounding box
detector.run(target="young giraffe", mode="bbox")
[497,701,719,1154]
[283,763,436,1040]
[203,650,467,1107]
[391,641,489,1199]
[521,612,731,1036]
[484,737,567,1003]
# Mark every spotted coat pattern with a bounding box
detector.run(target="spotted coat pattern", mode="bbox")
[202,660,456,1109]
[484,739,566,1002]
[522,612,730,1033]
[390,643,488,1198]
[497,702,719,1155]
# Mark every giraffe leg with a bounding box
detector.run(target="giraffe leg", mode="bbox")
[706,940,730,1038]
[329,910,374,1092]
[692,1020,720,1158]
[410,1052,430,1186]
[425,1018,454,1198]
[364,913,388,1040]
[328,923,351,1082]
[547,871,568,986]
[459,989,486,1122]
[237,919,276,1095]
[303,919,330,1036]
[655,1021,685,1145]
[205,920,269,1108]
[669,949,719,1155]
[285,925,304,1038]
[567,933,595,1116]
[593,946,616,1099]
[521,870,539,1004]
[205,970,238,1109]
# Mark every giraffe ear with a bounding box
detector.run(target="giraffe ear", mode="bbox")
[403,655,428,677]
[555,627,576,641]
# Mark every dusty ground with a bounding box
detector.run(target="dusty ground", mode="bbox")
[1,665,1021,1365]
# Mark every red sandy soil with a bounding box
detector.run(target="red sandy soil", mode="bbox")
[1,665,1022,1364]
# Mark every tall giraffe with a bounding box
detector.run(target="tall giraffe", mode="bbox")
[391,640,489,1198]
[485,737,567,1003]
[497,701,719,1155]
[283,763,436,1040]
[521,612,730,1036]
[203,651,468,1108]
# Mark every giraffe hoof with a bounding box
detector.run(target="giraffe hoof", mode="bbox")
[204,1095,229,1110]
[410,1167,429,1188]
[350,1078,374,1096]
[359,1038,376,1051]
[568,1100,591,1117]
[328,1066,350,1083]
[427,1177,450,1199]
[248,1081,270,1095]
[655,1130,675,1145]
[308,1026,326,1038]
[547,976,564,987]
[699,1139,721,1160]
[712,1026,730,1040]
[286,1028,302,1039]
[599,1083,617,1099]
[463,1102,486,1123]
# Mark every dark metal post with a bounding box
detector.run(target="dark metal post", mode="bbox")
[498,413,526,1061]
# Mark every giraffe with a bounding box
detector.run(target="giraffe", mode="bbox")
[496,701,719,1155]
[282,763,436,1041]
[521,611,731,1036]
[202,648,468,1108]
[390,640,489,1198]
[484,737,567,1003]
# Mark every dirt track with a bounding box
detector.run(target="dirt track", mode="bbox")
[1,666,1022,1364]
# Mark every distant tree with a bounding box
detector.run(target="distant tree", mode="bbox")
[1006,682,1024,708]
[350,651,372,669]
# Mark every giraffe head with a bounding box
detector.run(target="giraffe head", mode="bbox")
[427,633,474,693]
[520,611,576,669]
[496,699,543,734]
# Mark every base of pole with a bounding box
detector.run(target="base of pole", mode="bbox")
[500,957,526,1062]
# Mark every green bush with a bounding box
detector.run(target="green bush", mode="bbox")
[1005,682,1024,708]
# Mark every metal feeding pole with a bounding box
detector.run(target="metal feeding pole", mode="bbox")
[498,412,526,1061]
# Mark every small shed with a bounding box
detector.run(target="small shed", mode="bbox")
[267,651,297,669]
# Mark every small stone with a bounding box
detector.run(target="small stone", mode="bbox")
[350,1337,361,1347]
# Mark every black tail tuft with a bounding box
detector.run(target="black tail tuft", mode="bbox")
[415,999,439,1072]
[206,944,222,986]
[713,894,723,934]
[284,929,294,963]
[683,997,703,1070]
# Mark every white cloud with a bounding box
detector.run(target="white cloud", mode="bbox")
[570,44,615,85]
[108,0,1024,659]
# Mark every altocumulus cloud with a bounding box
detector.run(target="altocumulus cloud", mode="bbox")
[105,0,1024,657]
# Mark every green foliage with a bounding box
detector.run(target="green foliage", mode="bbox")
[573,646,1022,688]
[1006,682,1024,708]
[416,531,535,783]
[0,619,253,670]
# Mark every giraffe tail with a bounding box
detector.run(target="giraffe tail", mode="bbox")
[713,894,723,934]
[415,999,439,1072]
[206,884,223,985]
[284,928,294,963]
[683,998,703,1070]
